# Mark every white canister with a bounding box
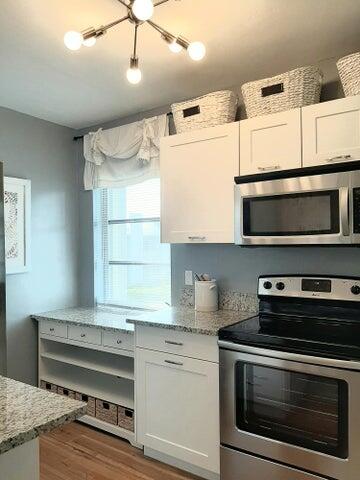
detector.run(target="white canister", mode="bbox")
[195,280,218,312]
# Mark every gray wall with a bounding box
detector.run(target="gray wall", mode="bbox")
[0,106,79,385]
[75,55,359,307]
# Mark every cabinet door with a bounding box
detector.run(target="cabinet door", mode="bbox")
[240,108,302,175]
[303,96,360,167]
[136,348,220,473]
[160,122,239,243]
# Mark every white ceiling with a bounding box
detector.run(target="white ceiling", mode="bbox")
[1,0,360,129]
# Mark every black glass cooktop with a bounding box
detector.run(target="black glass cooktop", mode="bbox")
[219,311,360,361]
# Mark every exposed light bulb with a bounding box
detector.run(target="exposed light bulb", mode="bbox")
[168,40,183,54]
[64,31,83,51]
[126,67,142,84]
[188,41,206,61]
[132,0,154,21]
[83,36,96,47]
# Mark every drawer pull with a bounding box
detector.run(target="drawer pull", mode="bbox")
[188,236,206,241]
[49,328,55,332]
[165,360,184,366]
[326,154,352,163]
[165,340,184,346]
[80,333,86,338]
[116,339,122,344]
[258,165,281,171]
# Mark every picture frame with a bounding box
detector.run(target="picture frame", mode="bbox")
[4,177,31,274]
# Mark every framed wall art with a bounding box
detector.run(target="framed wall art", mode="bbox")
[4,177,31,274]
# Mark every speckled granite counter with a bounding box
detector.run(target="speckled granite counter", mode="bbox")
[32,306,140,333]
[126,307,256,335]
[0,376,86,455]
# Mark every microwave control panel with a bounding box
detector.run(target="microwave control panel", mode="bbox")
[353,188,360,234]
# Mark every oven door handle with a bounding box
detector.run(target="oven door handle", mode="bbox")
[340,187,350,237]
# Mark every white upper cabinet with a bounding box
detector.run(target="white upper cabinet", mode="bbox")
[160,122,239,244]
[302,96,360,167]
[239,108,302,175]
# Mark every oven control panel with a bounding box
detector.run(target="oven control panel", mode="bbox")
[258,276,360,302]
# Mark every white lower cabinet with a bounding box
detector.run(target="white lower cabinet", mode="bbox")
[136,347,220,474]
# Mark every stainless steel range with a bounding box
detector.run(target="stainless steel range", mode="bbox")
[219,275,360,480]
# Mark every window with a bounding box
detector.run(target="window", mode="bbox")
[94,178,171,309]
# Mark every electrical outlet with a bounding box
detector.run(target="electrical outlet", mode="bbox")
[185,270,193,286]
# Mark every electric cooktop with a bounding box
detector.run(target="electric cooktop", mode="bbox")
[219,275,360,361]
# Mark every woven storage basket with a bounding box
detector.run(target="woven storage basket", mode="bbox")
[242,66,322,118]
[337,52,360,97]
[57,386,76,399]
[171,90,238,133]
[95,399,118,425]
[40,380,57,393]
[118,406,134,432]
[76,393,96,417]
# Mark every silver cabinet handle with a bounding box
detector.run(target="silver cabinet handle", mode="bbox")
[327,155,352,163]
[164,360,183,366]
[49,328,55,332]
[80,333,86,338]
[165,340,184,346]
[258,165,281,171]
[188,236,206,241]
[116,339,122,344]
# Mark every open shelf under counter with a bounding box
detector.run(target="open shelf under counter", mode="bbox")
[41,359,134,409]
[40,339,134,381]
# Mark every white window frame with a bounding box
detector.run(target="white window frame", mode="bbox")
[94,185,171,310]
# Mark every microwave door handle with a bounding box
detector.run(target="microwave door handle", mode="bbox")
[340,187,350,236]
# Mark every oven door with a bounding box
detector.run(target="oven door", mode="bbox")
[219,345,360,480]
[235,170,353,245]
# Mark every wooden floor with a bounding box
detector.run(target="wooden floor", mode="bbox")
[40,422,200,480]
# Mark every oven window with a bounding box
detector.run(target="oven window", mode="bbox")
[236,363,348,458]
[243,190,340,236]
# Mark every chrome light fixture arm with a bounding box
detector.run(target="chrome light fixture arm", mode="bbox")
[64,0,206,83]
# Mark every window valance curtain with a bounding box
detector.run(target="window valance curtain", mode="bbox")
[83,114,169,190]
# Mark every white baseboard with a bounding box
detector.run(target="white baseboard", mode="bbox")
[144,446,220,480]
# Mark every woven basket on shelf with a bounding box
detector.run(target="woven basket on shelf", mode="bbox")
[242,66,322,118]
[171,90,238,134]
[337,52,360,97]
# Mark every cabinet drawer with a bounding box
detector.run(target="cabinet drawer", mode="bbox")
[102,331,134,351]
[68,325,102,345]
[136,326,218,362]
[40,320,67,339]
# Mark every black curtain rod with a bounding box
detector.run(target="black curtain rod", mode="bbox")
[73,111,173,141]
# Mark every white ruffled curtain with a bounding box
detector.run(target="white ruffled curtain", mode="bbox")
[83,114,169,190]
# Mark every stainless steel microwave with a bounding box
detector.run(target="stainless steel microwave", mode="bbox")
[235,163,360,245]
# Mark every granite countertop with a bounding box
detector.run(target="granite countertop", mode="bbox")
[32,306,142,333]
[126,307,256,335]
[0,376,86,455]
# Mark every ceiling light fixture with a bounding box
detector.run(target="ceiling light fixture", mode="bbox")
[64,0,206,84]
[126,25,143,84]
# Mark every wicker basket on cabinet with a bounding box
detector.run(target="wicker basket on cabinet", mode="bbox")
[171,90,238,133]
[242,66,322,118]
[337,52,360,97]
